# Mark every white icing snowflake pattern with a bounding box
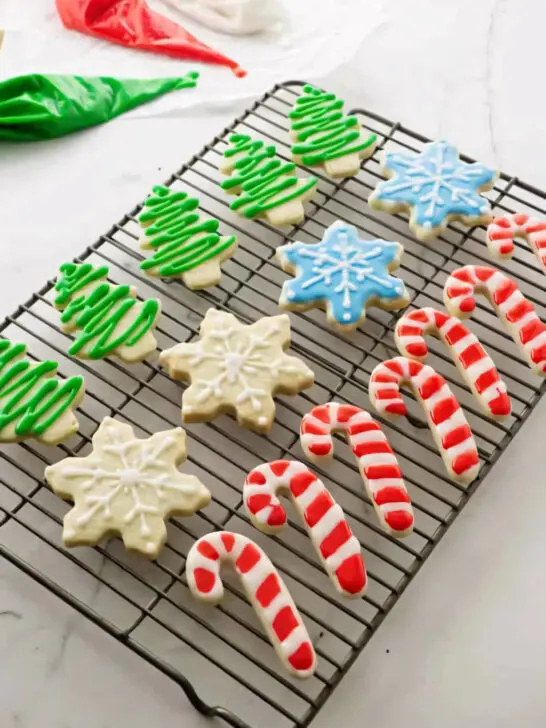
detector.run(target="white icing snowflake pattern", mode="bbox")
[278,221,408,327]
[160,310,314,431]
[369,140,497,237]
[45,418,210,556]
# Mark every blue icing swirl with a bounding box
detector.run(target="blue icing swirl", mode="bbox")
[371,140,496,230]
[277,221,407,326]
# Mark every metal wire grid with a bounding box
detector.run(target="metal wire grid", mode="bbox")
[1,80,545,728]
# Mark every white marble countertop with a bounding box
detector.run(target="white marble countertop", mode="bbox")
[2,0,546,726]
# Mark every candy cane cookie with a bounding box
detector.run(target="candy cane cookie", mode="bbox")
[395,307,511,419]
[486,213,546,275]
[186,531,317,678]
[300,403,414,538]
[369,357,480,484]
[443,265,546,376]
[243,460,366,598]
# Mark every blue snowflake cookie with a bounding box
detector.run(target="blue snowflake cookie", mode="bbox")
[369,140,498,242]
[277,221,409,331]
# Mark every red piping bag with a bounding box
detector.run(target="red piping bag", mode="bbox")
[55,0,246,77]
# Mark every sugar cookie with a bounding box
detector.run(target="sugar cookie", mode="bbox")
[243,459,367,598]
[219,133,317,227]
[444,264,546,376]
[300,402,414,537]
[0,339,84,444]
[486,213,546,275]
[369,357,480,484]
[277,220,409,331]
[368,140,498,242]
[288,85,377,179]
[45,417,211,557]
[186,531,317,678]
[54,263,161,362]
[159,309,314,432]
[138,185,237,289]
[395,306,511,419]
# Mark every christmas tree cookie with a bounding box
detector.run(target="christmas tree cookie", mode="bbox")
[45,417,211,557]
[289,85,377,179]
[0,339,84,444]
[138,186,237,289]
[219,133,317,227]
[54,263,161,362]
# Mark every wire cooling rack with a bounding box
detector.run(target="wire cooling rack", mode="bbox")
[1,81,546,728]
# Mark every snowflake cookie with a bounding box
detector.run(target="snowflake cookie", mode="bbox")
[277,221,409,332]
[368,140,498,242]
[159,309,314,432]
[45,418,211,557]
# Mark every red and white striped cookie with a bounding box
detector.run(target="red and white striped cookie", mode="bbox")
[486,213,546,275]
[369,357,480,484]
[443,265,546,376]
[299,403,413,538]
[244,459,366,598]
[395,307,511,420]
[186,531,317,678]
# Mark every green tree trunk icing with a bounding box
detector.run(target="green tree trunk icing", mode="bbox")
[221,134,317,219]
[0,340,83,438]
[54,263,160,359]
[289,85,377,166]
[139,186,236,277]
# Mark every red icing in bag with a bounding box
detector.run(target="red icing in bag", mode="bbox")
[55,0,246,77]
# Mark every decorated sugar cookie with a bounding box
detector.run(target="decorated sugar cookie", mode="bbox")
[219,133,317,227]
[289,85,377,178]
[444,265,546,376]
[138,186,238,289]
[368,140,498,242]
[54,263,161,362]
[244,459,367,597]
[486,213,546,275]
[159,309,314,432]
[369,357,480,484]
[395,307,511,419]
[45,417,211,557]
[277,221,409,331]
[0,339,84,444]
[186,531,317,678]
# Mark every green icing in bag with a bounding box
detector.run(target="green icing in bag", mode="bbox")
[0,72,198,142]
[139,186,237,289]
[0,340,84,443]
[220,134,317,225]
[54,263,161,361]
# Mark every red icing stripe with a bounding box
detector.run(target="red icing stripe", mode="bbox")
[525,223,546,233]
[375,388,400,400]
[309,443,331,456]
[500,242,513,254]
[193,567,216,593]
[385,510,414,532]
[197,540,219,560]
[246,470,266,486]
[452,269,475,284]
[338,404,362,422]
[459,342,486,368]
[302,420,328,436]
[475,267,495,282]
[272,605,299,642]
[489,392,511,416]
[247,493,273,514]
[267,505,287,527]
[385,402,407,415]
[406,342,428,357]
[365,464,403,479]
[310,405,330,424]
[444,322,469,345]
[493,277,517,306]
[374,485,409,505]
[452,450,479,475]
[398,324,424,336]
[419,373,444,400]
[430,395,459,425]
[442,424,471,449]
[288,642,315,671]
[474,368,498,393]
[372,372,398,383]
[236,543,261,574]
[319,521,351,559]
[305,491,334,528]
[520,319,546,345]
[495,217,512,229]
[409,310,430,323]
[290,470,317,497]
[353,440,392,457]
[514,213,529,226]
[348,420,380,435]
[384,360,405,376]
[506,298,533,323]
[490,229,514,240]
[255,573,281,608]
[270,460,291,477]
[531,343,546,364]
[335,553,367,594]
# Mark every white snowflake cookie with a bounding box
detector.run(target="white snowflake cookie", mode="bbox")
[368,140,498,242]
[159,309,315,432]
[45,418,211,557]
[277,221,409,332]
